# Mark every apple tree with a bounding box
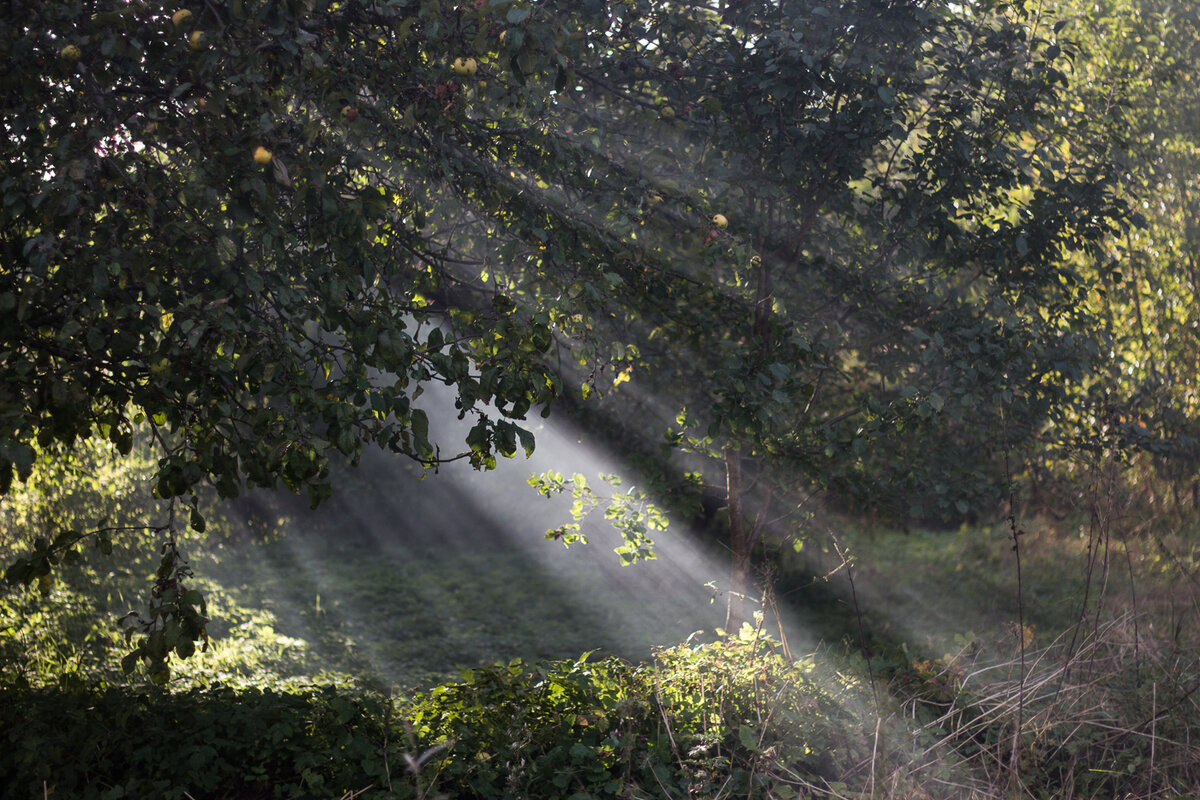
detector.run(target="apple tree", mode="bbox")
[0,0,600,679]
[500,0,1133,628]
[0,0,1142,674]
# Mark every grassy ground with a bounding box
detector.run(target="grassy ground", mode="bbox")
[193,531,724,690]
[775,513,1165,658]
[170,482,1187,681]
[182,499,1183,699]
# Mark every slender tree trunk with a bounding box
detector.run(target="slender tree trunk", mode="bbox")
[724,445,750,633]
[724,198,773,634]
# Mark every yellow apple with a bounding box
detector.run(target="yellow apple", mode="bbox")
[253,146,273,165]
[172,9,194,28]
[189,30,206,50]
[451,57,478,76]
[712,213,728,229]
[59,44,82,62]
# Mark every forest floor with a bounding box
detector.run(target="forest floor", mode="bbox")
[4,491,1198,798]
[182,497,1195,698]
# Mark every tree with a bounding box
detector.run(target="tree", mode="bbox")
[1038,0,1200,511]
[513,0,1132,628]
[1,0,577,679]
[2,0,1136,674]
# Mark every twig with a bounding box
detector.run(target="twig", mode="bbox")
[1002,412,1027,798]
[382,686,393,791]
[1150,680,1157,799]
[830,533,880,715]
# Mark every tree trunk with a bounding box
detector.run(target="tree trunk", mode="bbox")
[724,196,774,634]
[724,445,750,633]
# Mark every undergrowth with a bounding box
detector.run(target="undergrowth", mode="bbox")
[3,616,1197,799]
[0,627,872,800]
[3,442,1199,797]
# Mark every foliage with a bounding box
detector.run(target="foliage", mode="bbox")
[2,0,1162,672]
[0,632,872,800]
[1002,0,1200,516]
[4,0,1196,723]
[404,629,874,799]
[0,683,397,800]
[946,0,1200,554]
[1,0,565,502]
[529,470,668,564]
[6,615,1194,799]
[466,0,1136,623]
[0,436,195,685]
[2,0,583,672]
[529,0,1129,516]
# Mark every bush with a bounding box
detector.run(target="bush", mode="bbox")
[404,626,872,799]
[4,620,1195,799]
[0,685,392,800]
[0,630,871,800]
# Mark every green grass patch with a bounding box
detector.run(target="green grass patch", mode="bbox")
[186,525,724,690]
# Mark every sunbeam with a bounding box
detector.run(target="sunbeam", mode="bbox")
[188,393,756,688]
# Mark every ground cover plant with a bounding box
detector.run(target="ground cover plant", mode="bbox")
[0,630,864,800]
[4,587,1197,798]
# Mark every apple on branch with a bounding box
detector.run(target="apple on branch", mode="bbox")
[451,57,478,77]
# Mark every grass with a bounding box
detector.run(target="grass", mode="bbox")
[177,483,727,690]
[195,536,718,689]
[774,514,1144,660]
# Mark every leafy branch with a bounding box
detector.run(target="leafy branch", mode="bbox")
[528,471,669,564]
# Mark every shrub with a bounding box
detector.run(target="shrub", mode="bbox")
[404,626,873,799]
[0,685,392,800]
[0,630,872,800]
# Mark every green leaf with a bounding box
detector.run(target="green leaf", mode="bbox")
[516,426,535,457]
[411,409,430,442]
[176,637,196,659]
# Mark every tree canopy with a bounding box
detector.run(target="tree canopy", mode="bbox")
[4,0,1186,670]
